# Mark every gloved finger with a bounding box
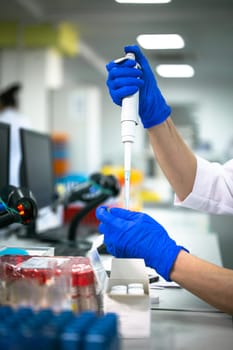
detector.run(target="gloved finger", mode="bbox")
[109,207,142,221]
[96,205,108,211]
[103,234,116,256]
[107,82,141,99]
[107,86,140,105]
[108,66,143,80]
[98,222,106,235]
[98,221,119,257]
[113,86,140,100]
[96,206,117,223]
[106,58,137,72]
[107,76,143,90]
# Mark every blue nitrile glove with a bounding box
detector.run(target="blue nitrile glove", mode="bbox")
[96,206,188,281]
[106,44,171,128]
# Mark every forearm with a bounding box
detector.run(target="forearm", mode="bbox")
[147,117,197,201]
[170,250,233,315]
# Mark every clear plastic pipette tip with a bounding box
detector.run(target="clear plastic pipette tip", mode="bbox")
[124,142,132,209]
[124,170,130,210]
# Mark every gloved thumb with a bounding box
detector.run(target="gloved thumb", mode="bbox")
[124,45,150,68]
[96,206,136,227]
[109,207,141,221]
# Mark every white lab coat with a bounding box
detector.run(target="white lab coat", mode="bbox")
[175,156,233,215]
[0,107,31,187]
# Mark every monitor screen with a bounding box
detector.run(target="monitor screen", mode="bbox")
[0,122,10,190]
[20,128,55,209]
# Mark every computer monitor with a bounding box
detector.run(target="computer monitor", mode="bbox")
[20,128,64,236]
[20,128,55,209]
[0,122,10,190]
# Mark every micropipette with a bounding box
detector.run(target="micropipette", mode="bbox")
[114,52,139,209]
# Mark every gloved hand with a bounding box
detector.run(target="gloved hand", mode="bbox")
[106,44,171,128]
[96,206,188,281]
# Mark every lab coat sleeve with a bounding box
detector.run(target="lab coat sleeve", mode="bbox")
[174,156,233,215]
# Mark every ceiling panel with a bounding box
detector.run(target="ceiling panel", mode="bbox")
[1,0,233,106]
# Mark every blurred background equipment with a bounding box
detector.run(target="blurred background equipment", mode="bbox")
[0,185,37,228]
[0,122,10,190]
[0,0,232,271]
[51,132,70,181]
[0,83,31,187]
[67,172,120,242]
[18,126,121,255]
[20,128,56,210]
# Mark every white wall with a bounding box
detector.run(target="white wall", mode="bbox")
[1,47,232,174]
[161,78,233,159]
[0,48,63,133]
[51,85,102,175]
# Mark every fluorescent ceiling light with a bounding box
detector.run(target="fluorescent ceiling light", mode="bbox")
[137,34,185,49]
[156,64,195,78]
[115,0,172,3]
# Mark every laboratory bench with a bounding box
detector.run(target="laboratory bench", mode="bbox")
[123,309,233,350]
[1,217,233,350]
[121,213,233,350]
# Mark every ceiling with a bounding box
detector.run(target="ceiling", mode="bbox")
[1,0,233,78]
[1,0,233,143]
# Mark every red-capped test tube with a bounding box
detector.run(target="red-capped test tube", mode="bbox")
[73,268,98,313]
